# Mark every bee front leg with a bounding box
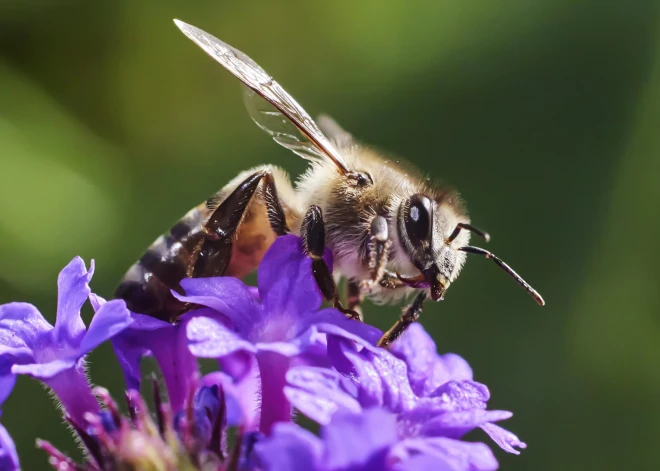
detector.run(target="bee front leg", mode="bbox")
[377,291,427,349]
[302,206,360,321]
[347,280,364,321]
[360,215,391,292]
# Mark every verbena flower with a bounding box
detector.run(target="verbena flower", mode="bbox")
[0,257,132,426]
[91,294,204,412]
[254,408,497,471]
[38,382,232,471]
[390,324,527,454]
[0,420,19,471]
[283,324,525,468]
[173,383,225,455]
[178,235,380,433]
[0,236,527,470]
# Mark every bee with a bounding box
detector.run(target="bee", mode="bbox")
[115,20,545,348]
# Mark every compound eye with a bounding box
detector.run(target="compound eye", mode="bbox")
[357,172,373,186]
[404,194,433,245]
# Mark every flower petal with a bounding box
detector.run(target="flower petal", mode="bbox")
[203,361,261,430]
[285,366,361,425]
[176,277,261,333]
[430,354,474,389]
[256,342,300,357]
[0,345,35,369]
[53,257,94,346]
[186,315,256,358]
[284,366,362,425]
[416,409,513,439]
[480,422,527,454]
[78,299,133,355]
[0,375,16,407]
[298,309,382,347]
[336,340,416,412]
[0,422,19,471]
[391,323,473,396]
[0,302,52,350]
[322,408,397,470]
[392,454,453,471]
[258,235,328,317]
[0,345,33,405]
[102,296,200,409]
[93,295,158,390]
[11,358,76,379]
[110,329,149,391]
[254,422,323,471]
[340,346,384,409]
[218,350,255,381]
[426,381,490,412]
[391,437,499,471]
[369,348,417,412]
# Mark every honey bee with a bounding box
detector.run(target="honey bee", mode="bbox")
[115,20,545,348]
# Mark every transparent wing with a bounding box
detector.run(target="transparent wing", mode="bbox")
[316,114,355,149]
[174,20,350,174]
[242,87,327,162]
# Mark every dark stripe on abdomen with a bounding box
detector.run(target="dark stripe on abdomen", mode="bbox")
[115,207,206,322]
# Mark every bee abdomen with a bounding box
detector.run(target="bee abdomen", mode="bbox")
[115,206,207,322]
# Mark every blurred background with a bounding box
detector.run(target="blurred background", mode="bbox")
[1,0,659,469]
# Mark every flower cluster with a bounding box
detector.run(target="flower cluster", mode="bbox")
[0,235,526,470]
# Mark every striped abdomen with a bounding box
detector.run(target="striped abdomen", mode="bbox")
[115,166,298,322]
[115,206,210,322]
[115,197,282,322]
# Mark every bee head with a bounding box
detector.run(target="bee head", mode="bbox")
[397,193,470,301]
[396,193,545,306]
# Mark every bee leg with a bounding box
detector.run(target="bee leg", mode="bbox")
[360,215,391,292]
[302,205,360,321]
[377,291,427,349]
[347,280,364,321]
[262,171,290,236]
[379,270,407,289]
[192,170,268,277]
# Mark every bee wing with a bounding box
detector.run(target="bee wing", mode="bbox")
[174,20,350,174]
[316,114,355,150]
[242,87,328,163]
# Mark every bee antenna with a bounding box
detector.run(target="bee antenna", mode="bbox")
[447,223,491,244]
[458,245,545,306]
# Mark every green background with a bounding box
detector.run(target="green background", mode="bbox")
[1,1,659,469]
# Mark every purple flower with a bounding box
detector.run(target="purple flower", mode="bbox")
[391,324,527,455]
[284,324,525,468]
[0,420,19,471]
[0,257,132,426]
[39,384,223,470]
[390,323,474,397]
[179,235,381,434]
[36,378,263,471]
[254,408,497,471]
[173,383,225,454]
[91,295,204,413]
